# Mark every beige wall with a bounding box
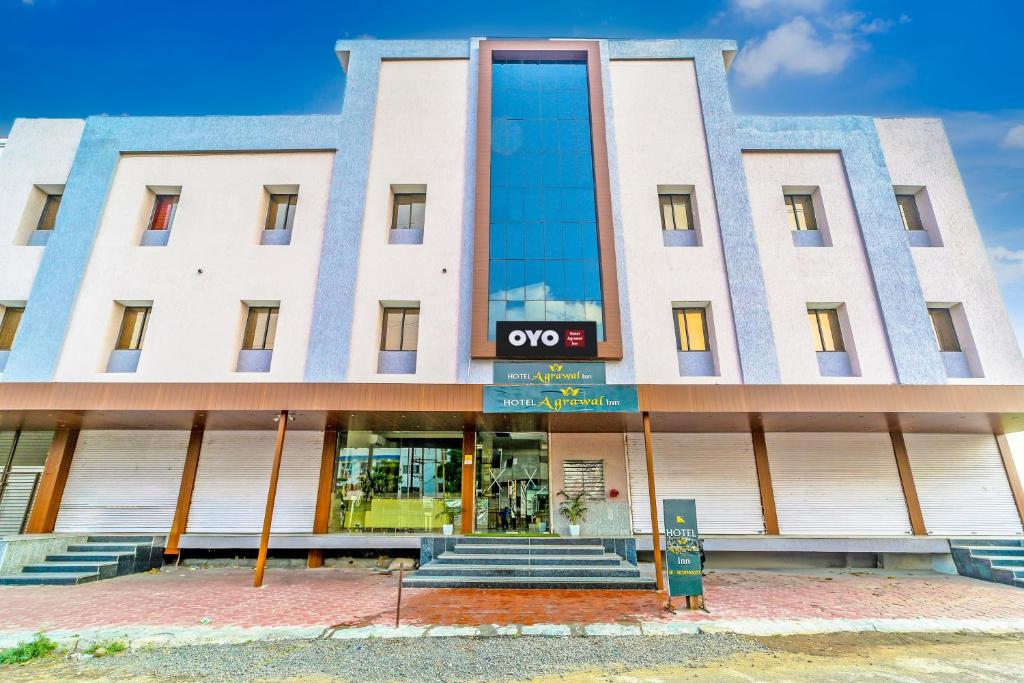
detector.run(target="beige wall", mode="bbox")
[54,151,335,381]
[548,432,628,500]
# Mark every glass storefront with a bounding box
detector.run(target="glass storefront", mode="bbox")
[328,431,464,533]
[475,432,550,532]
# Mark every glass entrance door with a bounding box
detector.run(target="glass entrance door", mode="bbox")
[475,432,550,533]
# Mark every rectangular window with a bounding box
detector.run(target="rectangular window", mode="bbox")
[785,194,818,231]
[265,194,297,231]
[928,307,961,352]
[896,194,924,231]
[381,307,419,351]
[148,195,179,231]
[242,306,279,350]
[392,193,426,230]
[659,193,694,231]
[36,194,62,231]
[115,306,151,351]
[673,307,709,352]
[0,307,25,351]
[562,459,606,500]
[807,308,845,352]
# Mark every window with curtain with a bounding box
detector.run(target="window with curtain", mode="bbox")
[148,195,179,231]
[0,307,25,351]
[242,306,280,350]
[392,193,426,230]
[381,307,419,351]
[896,194,924,231]
[673,307,709,352]
[115,306,151,351]
[265,194,298,231]
[659,193,694,231]
[36,194,62,231]
[807,308,845,352]
[928,307,961,352]
[785,194,818,231]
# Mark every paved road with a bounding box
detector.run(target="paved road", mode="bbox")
[2,632,1023,681]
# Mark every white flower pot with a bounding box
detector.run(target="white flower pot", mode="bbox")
[537,522,547,533]
[568,524,580,537]
[442,524,454,536]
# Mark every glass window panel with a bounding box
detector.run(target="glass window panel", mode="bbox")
[897,194,924,231]
[561,223,582,258]
[672,195,693,230]
[659,194,674,230]
[808,309,844,352]
[36,194,62,231]
[506,223,526,259]
[116,307,150,351]
[265,194,297,231]
[0,307,24,350]
[929,308,961,352]
[545,300,566,321]
[545,260,565,300]
[396,202,411,229]
[563,260,585,300]
[807,311,824,352]
[490,223,506,258]
[581,223,599,260]
[675,309,690,352]
[687,309,707,351]
[488,301,506,338]
[582,260,601,301]
[505,260,526,301]
[524,260,546,300]
[488,260,506,301]
[264,309,279,350]
[401,309,419,351]
[524,301,546,320]
[505,301,526,321]
[381,309,404,351]
[243,308,267,349]
[785,194,817,231]
[544,223,563,259]
[409,198,425,229]
[524,223,544,258]
[148,195,178,231]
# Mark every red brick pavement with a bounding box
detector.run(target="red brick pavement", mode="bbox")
[1,568,1023,632]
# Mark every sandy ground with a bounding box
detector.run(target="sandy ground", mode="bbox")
[2,632,1023,682]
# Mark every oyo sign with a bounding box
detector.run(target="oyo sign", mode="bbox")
[495,321,598,359]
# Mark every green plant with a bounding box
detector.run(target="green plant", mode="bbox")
[84,639,128,657]
[435,500,460,525]
[0,633,57,665]
[557,489,589,525]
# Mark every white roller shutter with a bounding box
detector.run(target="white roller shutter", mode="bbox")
[767,432,911,535]
[904,433,1023,536]
[0,472,41,535]
[187,430,321,534]
[626,433,765,534]
[54,430,190,533]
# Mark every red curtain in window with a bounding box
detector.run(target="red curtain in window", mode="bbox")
[150,196,176,231]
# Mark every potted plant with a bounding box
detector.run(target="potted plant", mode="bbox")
[436,500,459,536]
[557,489,589,537]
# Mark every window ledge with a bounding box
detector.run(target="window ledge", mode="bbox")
[662,230,699,247]
[261,229,292,246]
[389,228,424,245]
[27,230,51,246]
[677,350,716,376]
[140,230,171,247]
[236,349,273,373]
[816,351,854,377]
[791,230,825,247]
[106,349,141,373]
[906,230,933,248]
[378,350,417,374]
[941,351,975,379]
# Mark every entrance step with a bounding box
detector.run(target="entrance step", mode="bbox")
[0,536,165,586]
[951,539,1024,589]
[406,536,652,590]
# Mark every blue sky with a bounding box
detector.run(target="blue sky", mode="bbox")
[3,0,1023,345]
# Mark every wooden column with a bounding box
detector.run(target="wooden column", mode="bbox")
[642,412,664,591]
[890,430,927,535]
[254,411,288,588]
[24,427,79,534]
[995,433,1024,527]
[751,428,780,535]
[165,424,205,556]
[308,428,338,568]
[460,429,476,535]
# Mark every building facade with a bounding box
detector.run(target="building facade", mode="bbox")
[1,38,1023,564]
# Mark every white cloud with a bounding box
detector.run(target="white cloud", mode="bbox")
[990,246,1024,283]
[733,17,857,87]
[1002,125,1024,149]
[732,0,828,14]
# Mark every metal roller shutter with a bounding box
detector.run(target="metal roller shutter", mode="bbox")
[626,433,765,534]
[904,433,1023,536]
[767,432,911,535]
[0,431,52,534]
[54,430,190,533]
[187,430,322,534]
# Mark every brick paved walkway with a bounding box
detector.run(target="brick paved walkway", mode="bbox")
[1,567,1023,633]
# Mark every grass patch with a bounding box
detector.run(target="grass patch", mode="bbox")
[0,633,57,665]
[84,640,128,657]
[467,532,559,538]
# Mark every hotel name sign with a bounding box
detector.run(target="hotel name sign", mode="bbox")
[493,362,606,385]
[483,384,639,414]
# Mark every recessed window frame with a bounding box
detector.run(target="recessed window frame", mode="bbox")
[807,307,845,352]
[242,306,280,351]
[673,306,709,352]
[0,305,25,351]
[928,306,962,353]
[896,194,925,231]
[785,193,818,231]
[35,193,63,232]
[115,306,151,351]
[659,193,694,231]
[380,306,420,352]
[265,194,298,231]
[391,193,426,230]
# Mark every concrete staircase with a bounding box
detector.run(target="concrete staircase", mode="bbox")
[0,535,165,586]
[950,538,1024,588]
[403,536,656,590]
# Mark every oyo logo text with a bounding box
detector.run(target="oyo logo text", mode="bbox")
[507,329,560,347]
